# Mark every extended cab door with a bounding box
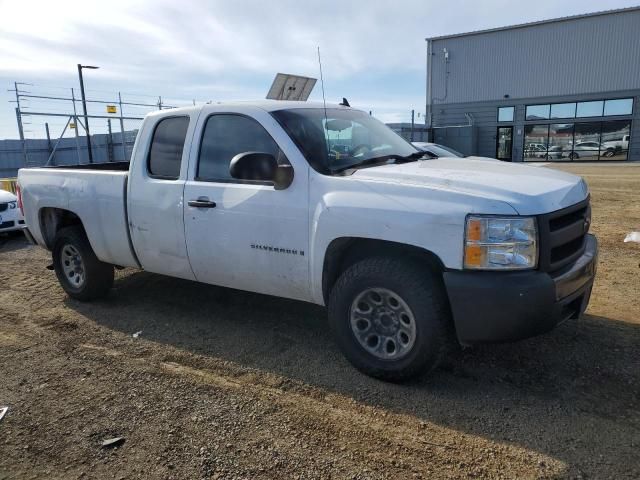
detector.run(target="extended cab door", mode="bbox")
[183,107,311,301]
[128,112,198,280]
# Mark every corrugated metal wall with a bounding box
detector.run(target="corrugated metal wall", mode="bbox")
[0,131,137,178]
[429,9,640,105]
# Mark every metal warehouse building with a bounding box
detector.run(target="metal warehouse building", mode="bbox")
[425,6,640,162]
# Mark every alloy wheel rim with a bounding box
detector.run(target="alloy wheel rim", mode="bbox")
[349,287,417,360]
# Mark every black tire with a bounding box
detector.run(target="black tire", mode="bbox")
[328,257,450,381]
[52,226,114,301]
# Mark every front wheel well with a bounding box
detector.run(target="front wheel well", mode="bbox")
[322,237,446,304]
[39,207,84,249]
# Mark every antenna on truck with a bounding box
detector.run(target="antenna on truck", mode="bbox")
[317,46,331,156]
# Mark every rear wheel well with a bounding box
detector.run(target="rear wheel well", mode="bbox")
[322,238,446,304]
[39,208,84,250]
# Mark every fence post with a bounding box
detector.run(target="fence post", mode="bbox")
[45,122,52,156]
[107,119,114,162]
[71,88,82,164]
[118,92,127,161]
[15,107,27,167]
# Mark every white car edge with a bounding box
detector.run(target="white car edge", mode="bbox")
[0,189,24,233]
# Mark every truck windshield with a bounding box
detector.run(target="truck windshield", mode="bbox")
[271,108,420,174]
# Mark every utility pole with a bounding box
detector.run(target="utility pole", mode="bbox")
[77,64,99,163]
[410,109,415,142]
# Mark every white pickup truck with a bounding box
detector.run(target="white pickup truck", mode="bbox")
[17,101,597,380]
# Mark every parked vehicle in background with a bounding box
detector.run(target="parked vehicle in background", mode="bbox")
[569,141,601,159]
[412,142,497,161]
[18,101,597,381]
[601,134,630,157]
[524,143,547,159]
[546,146,565,160]
[0,189,25,233]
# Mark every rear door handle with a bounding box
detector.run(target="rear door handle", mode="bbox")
[188,198,217,208]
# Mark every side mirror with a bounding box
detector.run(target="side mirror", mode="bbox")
[229,152,294,190]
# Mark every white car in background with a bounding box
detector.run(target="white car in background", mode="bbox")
[412,142,497,161]
[0,189,25,233]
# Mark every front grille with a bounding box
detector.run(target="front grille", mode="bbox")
[538,198,590,273]
[0,203,7,212]
[0,220,15,229]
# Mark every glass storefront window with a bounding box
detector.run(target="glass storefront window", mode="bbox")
[548,124,574,161]
[576,101,604,118]
[524,120,632,162]
[570,123,601,160]
[604,98,634,116]
[600,120,631,160]
[524,124,549,161]
[550,103,576,119]
[498,106,514,122]
[525,105,550,120]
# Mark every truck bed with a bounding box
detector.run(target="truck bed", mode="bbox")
[42,161,130,171]
[18,166,139,268]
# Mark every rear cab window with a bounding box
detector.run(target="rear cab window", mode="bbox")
[148,116,190,179]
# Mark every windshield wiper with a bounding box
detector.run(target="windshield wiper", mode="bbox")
[331,151,426,174]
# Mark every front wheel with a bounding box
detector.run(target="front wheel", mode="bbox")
[53,226,114,301]
[328,257,450,381]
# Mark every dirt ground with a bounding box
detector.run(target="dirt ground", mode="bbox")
[1,164,639,479]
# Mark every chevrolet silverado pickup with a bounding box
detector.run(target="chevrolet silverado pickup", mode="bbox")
[17,101,598,380]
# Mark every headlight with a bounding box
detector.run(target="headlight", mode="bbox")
[464,216,537,270]
[8,201,17,209]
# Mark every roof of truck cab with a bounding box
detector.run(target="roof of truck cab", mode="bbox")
[150,101,353,117]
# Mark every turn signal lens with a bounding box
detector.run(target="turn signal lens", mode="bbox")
[464,216,537,270]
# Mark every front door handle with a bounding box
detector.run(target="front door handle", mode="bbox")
[188,198,217,208]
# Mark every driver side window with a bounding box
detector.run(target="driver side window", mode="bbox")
[197,114,285,182]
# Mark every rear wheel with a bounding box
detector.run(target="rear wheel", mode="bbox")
[328,257,450,381]
[52,226,114,301]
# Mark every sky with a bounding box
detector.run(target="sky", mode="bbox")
[1,0,638,140]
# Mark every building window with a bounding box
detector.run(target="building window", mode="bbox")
[604,98,634,116]
[572,123,601,160]
[600,120,631,159]
[497,106,514,122]
[527,98,634,123]
[550,103,576,119]
[548,123,574,159]
[525,105,550,121]
[576,101,604,118]
[523,124,549,160]
[524,120,631,162]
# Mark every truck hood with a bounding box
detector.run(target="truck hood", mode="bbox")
[351,158,588,215]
